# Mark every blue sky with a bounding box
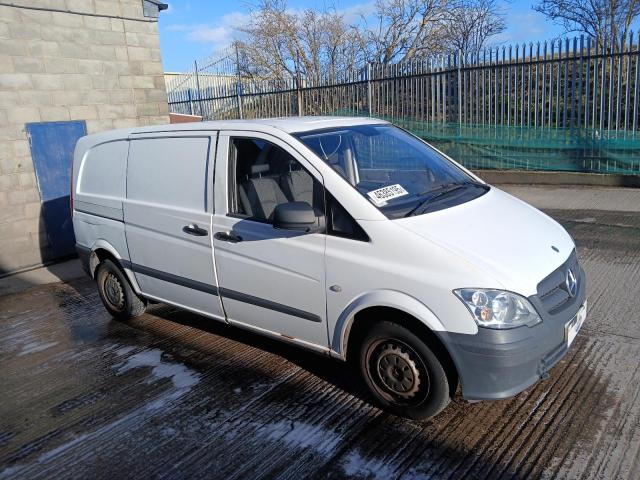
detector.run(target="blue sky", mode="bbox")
[158,0,566,72]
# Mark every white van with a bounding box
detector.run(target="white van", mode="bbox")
[72,117,586,419]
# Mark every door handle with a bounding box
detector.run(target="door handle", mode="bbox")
[214,231,243,243]
[182,224,208,236]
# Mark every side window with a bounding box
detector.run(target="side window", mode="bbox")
[229,137,324,223]
[327,194,369,242]
[128,137,209,210]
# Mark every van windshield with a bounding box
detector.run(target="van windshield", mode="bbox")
[293,124,489,219]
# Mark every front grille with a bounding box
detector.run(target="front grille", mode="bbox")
[536,250,580,314]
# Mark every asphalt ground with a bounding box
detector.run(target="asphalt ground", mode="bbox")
[1,185,639,479]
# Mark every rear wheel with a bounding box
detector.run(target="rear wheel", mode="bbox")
[358,321,451,420]
[96,259,146,320]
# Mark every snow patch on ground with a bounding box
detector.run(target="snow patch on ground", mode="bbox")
[145,389,188,412]
[17,341,59,356]
[37,433,90,463]
[116,348,200,389]
[341,450,398,479]
[114,345,136,356]
[264,420,343,457]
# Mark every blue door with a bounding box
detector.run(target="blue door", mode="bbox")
[26,121,87,259]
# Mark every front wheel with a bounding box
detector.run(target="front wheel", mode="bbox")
[358,321,451,420]
[96,259,146,320]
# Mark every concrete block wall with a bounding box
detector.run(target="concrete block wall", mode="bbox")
[0,0,169,275]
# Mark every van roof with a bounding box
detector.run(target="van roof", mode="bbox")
[74,117,391,154]
[130,116,389,135]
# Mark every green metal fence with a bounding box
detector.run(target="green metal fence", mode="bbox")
[404,122,640,174]
[167,36,640,175]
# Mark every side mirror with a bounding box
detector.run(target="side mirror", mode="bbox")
[273,202,322,232]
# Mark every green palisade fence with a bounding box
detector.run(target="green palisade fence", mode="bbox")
[400,121,640,175]
[167,36,640,175]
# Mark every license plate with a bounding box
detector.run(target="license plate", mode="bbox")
[566,301,587,347]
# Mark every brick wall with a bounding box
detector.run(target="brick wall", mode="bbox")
[0,0,169,275]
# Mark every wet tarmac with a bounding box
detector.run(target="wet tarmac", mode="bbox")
[1,207,639,479]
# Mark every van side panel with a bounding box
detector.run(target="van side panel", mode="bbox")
[73,212,130,266]
[123,135,224,320]
[73,138,133,285]
[74,140,128,220]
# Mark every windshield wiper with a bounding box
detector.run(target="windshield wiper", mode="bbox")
[403,181,481,217]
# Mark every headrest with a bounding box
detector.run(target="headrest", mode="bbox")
[251,164,269,175]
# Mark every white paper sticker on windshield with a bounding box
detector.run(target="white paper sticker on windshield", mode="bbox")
[367,184,409,206]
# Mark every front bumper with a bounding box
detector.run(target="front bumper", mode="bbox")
[441,266,587,401]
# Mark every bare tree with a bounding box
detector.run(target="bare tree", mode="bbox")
[363,0,451,63]
[443,0,506,57]
[534,0,640,45]
[236,0,506,78]
[236,0,365,84]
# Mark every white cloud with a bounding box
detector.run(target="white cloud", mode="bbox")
[165,24,189,32]
[165,11,249,50]
[338,1,376,24]
[166,1,375,49]
[188,25,232,43]
[286,1,376,24]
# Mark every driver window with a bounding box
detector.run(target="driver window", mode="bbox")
[229,137,324,224]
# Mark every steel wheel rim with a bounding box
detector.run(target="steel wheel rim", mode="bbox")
[102,271,125,311]
[365,338,430,406]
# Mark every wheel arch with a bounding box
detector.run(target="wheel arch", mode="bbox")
[331,290,446,359]
[88,240,141,294]
[331,291,459,393]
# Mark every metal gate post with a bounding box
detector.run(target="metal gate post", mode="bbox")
[296,60,303,116]
[194,60,202,117]
[367,63,373,116]
[457,51,462,125]
[235,45,244,119]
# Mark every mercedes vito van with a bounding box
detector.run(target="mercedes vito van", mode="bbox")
[72,117,586,419]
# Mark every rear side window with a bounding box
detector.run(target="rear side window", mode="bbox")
[127,137,210,211]
[229,137,324,223]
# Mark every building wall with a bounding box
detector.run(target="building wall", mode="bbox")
[0,0,169,275]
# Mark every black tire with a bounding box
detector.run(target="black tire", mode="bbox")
[358,321,451,420]
[96,259,146,320]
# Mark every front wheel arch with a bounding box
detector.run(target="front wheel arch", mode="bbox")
[332,290,450,360]
[346,306,459,398]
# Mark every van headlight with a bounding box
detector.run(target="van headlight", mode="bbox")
[453,289,542,329]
